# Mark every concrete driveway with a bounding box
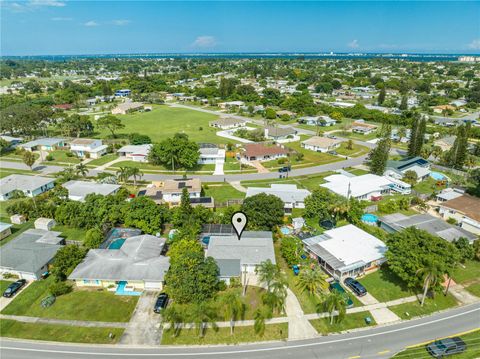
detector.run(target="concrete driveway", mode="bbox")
[0,280,33,311]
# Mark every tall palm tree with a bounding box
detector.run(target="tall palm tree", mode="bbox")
[162,305,184,337]
[255,259,280,292]
[320,291,347,325]
[75,163,88,178]
[218,291,246,335]
[417,260,442,307]
[116,166,130,184]
[188,302,218,338]
[297,268,329,297]
[253,306,272,336]
[127,166,144,187]
[330,197,349,221]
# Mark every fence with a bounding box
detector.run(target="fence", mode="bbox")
[216,199,244,208]
[431,164,468,178]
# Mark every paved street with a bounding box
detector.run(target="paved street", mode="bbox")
[1,303,479,359]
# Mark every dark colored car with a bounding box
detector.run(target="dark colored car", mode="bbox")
[278,166,291,173]
[329,281,354,308]
[3,279,27,298]
[344,277,367,297]
[153,293,169,313]
[426,337,467,358]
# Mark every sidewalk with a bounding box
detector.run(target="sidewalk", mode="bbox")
[284,288,317,340]
[0,314,127,328]
[229,180,248,193]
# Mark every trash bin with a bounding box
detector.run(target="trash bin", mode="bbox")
[364,316,372,325]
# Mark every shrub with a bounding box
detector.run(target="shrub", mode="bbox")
[277,157,287,165]
[446,217,457,225]
[65,152,74,157]
[3,273,19,279]
[84,228,104,249]
[45,154,54,161]
[49,281,73,297]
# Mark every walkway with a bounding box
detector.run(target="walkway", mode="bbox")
[0,314,127,328]
[94,157,126,171]
[213,158,225,175]
[448,283,479,305]
[284,288,317,340]
[228,181,247,193]
[249,160,269,174]
[120,292,163,345]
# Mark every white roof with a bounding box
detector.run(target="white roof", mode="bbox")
[309,224,387,269]
[88,145,108,153]
[437,188,464,201]
[404,165,431,178]
[0,222,13,232]
[0,175,54,196]
[117,144,152,156]
[246,184,311,204]
[62,180,121,201]
[321,174,392,198]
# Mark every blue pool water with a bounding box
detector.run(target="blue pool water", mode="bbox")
[430,172,446,181]
[108,238,126,250]
[361,214,378,223]
[280,226,293,235]
[201,236,210,245]
[115,281,142,296]
[101,228,142,249]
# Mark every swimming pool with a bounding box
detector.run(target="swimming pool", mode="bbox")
[108,238,126,249]
[361,214,378,225]
[201,236,210,246]
[430,172,447,181]
[101,228,142,249]
[280,226,293,235]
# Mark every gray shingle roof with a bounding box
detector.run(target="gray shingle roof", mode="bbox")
[62,180,121,201]
[0,175,54,196]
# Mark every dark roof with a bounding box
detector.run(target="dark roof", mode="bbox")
[216,258,241,277]
[387,156,429,171]
[202,224,235,236]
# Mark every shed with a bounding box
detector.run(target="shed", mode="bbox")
[34,218,56,231]
[10,214,26,225]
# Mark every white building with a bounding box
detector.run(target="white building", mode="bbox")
[70,139,108,159]
[246,184,311,214]
[301,136,342,153]
[438,195,480,236]
[209,118,246,130]
[117,144,152,162]
[303,224,387,280]
[62,180,121,202]
[0,175,55,201]
[198,145,226,164]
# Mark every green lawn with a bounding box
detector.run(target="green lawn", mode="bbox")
[309,311,376,335]
[332,130,379,141]
[2,278,138,322]
[213,286,271,320]
[345,167,370,176]
[0,168,36,178]
[241,171,335,192]
[336,142,370,157]
[203,184,245,203]
[161,323,288,345]
[44,150,81,164]
[0,151,39,162]
[391,330,480,359]
[96,105,226,144]
[413,177,447,195]
[86,153,118,167]
[0,280,13,293]
[52,225,89,242]
[108,160,215,174]
[451,260,480,285]
[465,283,480,297]
[389,293,458,320]
[358,267,413,303]
[0,319,124,344]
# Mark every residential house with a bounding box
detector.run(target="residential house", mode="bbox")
[0,135,23,148]
[302,224,387,280]
[438,195,480,236]
[379,213,477,243]
[433,105,455,114]
[0,222,13,240]
[19,138,66,152]
[384,156,431,182]
[114,89,131,97]
[264,126,297,141]
[117,144,152,162]
[242,143,288,162]
[436,188,465,202]
[198,144,226,164]
[111,101,144,115]
[0,229,64,280]
[218,101,245,110]
[62,180,121,202]
[351,120,378,135]
[301,136,342,153]
[70,139,108,159]
[0,175,55,201]
[69,235,170,293]
[209,118,246,130]
[142,179,214,208]
[246,184,311,214]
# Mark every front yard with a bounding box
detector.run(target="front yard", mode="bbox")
[107,160,215,174]
[358,267,413,303]
[203,183,245,203]
[335,142,370,157]
[389,293,458,320]
[86,153,118,167]
[309,311,376,335]
[44,150,81,165]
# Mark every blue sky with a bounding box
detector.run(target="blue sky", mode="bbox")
[1,1,480,56]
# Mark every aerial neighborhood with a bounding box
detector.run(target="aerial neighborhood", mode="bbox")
[0,52,479,352]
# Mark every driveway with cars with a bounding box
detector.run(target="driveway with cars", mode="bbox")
[0,280,33,312]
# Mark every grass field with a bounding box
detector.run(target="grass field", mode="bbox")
[86,154,118,167]
[241,171,335,192]
[0,167,36,179]
[358,267,413,302]
[107,160,215,174]
[52,225,89,242]
[0,280,13,293]
[2,278,138,322]
[203,184,245,203]
[332,130,379,141]
[95,105,226,144]
[0,319,124,344]
[389,293,458,320]
[309,311,376,335]
[391,329,480,359]
[44,150,81,164]
[161,323,288,345]
[465,283,480,297]
[336,142,370,157]
[451,260,480,285]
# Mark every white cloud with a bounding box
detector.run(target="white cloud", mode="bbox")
[84,20,99,27]
[347,39,359,49]
[110,19,131,26]
[191,35,217,48]
[51,16,72,21]
[2,0,65,12]
[468,39,480,50]
[29,0,65,7]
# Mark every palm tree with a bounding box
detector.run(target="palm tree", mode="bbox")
[253,306,272,336]
[255,259,280,292]
[116,166,130,184]
[127,166,144,187]
[188,302,218,338]
[218,291,246,335]
[162,305,184,337]
[75,163,88,177]
[417,260,442,307]
[330,197,349,221]
[320,291,347,325]
[297,268,329,297]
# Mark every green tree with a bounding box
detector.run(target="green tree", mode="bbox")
[218,290,246,335]
[23,151,36,170]
[378,88,386,105]
[75,163,89,177]
[402,170,418,186]
[127,166,143,187]
[280,236,303,266]
[265,108,277,119]
[188,302,219,338]
[416,260,442,307]
[84,227,104,249]
[297,268,329,297]
[148,133,199,171]
[116,166,130,184]
[445,123,470,169]
[304,188,337,219]
[162,304,185,337]
[407,115,426,157]
[241,193,284,230]
[51,245,87,282]
[255,259,281,292]
[97,115,125,138]
[123,196,169,234]
[346,139,354,151]
[454,237,474,263]
[253,306,272,336]
[399,95,408,110]
[367,124,391,175]
[320,291,347,325]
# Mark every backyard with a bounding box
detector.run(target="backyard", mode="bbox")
[203,183,245,203]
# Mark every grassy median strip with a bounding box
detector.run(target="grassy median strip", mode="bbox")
[161,323,288,345]
[0,319,124,344]
[309,311,376,335]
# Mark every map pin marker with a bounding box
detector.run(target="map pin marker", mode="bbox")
[231,211,248,241]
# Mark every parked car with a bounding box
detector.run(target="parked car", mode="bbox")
[344,277,367,297]
[3,279,27,298]
[153,293,169,313]
[278,166,291,173]
[426,337,467,358]
[292,265,300,276]
[329,281,354,308]
[328,151,338,155]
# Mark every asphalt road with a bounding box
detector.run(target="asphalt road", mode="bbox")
[1,303,479,359]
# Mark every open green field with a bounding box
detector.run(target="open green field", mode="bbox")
[2,278,138,322]
[389,293,458,320]
[309,311,376,335]
[413,177,447,195]
[0,319,124,344]
[358,267,413,303]
[203,183,245,203]
[96,105,226,144]
[161,323,288,345]
[336,142,370,157]
[391,329,480,359]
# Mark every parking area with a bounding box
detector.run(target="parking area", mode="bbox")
[0,280,33,311]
